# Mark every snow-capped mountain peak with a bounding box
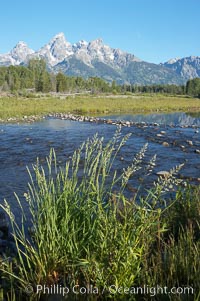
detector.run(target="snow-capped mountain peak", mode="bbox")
[52,32,65,40]
[34,32,73,66]
[0,41,34,66]
[13,41,28,48]
[49,32,71,48]
[10,41,34,62]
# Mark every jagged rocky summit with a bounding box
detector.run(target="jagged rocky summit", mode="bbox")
[0,32,199,85]
[162,56,200,81]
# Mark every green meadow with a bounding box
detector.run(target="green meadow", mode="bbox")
[0,94,200,120]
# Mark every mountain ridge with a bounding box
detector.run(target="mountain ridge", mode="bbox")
[0,33,199,85]
[162,56,200,81]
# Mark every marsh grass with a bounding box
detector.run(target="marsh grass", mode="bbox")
[142,185,200,300]
[0,130,199,301]
[0,94,200,120]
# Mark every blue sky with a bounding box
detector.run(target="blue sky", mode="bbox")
[0,0,199,63]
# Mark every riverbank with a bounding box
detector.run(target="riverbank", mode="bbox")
[0,94,200,121]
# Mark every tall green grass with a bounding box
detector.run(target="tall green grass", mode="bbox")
[142,186,200,301]
[0,130,199,300]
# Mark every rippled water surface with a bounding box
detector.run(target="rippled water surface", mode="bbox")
[0,112,200,220]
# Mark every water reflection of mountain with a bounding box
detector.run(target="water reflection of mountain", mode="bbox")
[101,113,200,127]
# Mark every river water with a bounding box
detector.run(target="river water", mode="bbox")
[0,112,200,220]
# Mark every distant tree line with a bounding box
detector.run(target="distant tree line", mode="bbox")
[0,59,200,97]
[121,84,186,95]
[122,78,200,97]
[0,59,111,94]
[118,79,200,97]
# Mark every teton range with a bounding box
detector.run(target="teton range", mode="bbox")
[0,32,200,85]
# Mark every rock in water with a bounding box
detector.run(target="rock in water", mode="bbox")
[156,171,170,178]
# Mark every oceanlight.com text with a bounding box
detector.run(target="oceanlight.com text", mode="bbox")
[25,284,194,297]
